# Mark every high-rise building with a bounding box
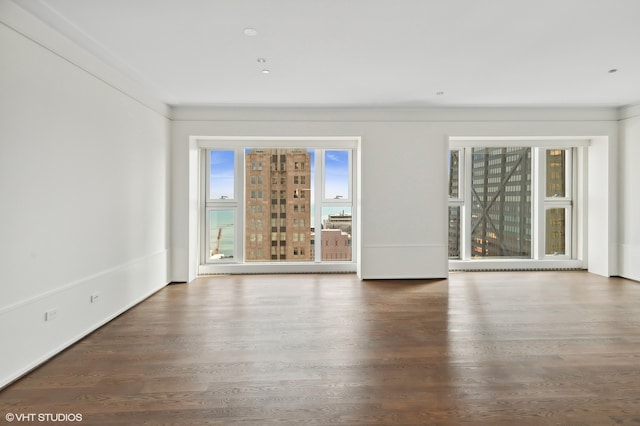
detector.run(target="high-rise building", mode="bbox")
[449,147,567,259]
[245,149,311,261]
[470,147,532,257]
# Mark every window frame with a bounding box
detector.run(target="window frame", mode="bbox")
[448,137,588,271]
[321,149,353,203]
[198,137,359,275]
[448,149,464,259]
[535,148,575,260]
[202,148,244,263]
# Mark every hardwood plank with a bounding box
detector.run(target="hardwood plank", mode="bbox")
[2,271,640,424]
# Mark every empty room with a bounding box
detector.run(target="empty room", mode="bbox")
[2,0,640,424]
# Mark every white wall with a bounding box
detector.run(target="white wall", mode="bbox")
[0,3,171,387]
[619,105,640,281]
[170,107,619,281]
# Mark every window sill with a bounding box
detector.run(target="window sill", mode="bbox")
[449,259,584,271]
[199,261,356,275]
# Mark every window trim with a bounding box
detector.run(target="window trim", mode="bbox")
[448,137,588,271]
[197,136,360,275]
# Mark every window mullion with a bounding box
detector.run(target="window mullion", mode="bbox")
[235,147,244,262]
[573,147,583,260]
[565,205,573,258]
[462,148,472,260]
[314,149,323,262]
[201,151,209,263]
[565,148,573,200]
[533,148,545,260]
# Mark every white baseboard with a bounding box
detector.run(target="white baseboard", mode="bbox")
[360,244,448,279]
[0,250,169,388]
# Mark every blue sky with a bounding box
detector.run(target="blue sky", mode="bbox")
[209,150,235,199]
[324,150,349,199]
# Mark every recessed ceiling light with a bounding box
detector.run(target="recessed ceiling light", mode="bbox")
[261,69,270,74]
[608,68,618,73]
[243,28,257,36]
[257,58,266,63]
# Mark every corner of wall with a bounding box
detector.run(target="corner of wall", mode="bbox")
[617,105,640,280]
[587,134,618,277]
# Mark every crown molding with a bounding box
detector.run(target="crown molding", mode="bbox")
[618,104,640,121]
[2,1,170,118]
[169,105,620,123]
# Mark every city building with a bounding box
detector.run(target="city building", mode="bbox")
[319,229,352,261]
[469,147,533,258]
[449,148,567,259]
[323,212,352,234]
[317,212,352,260]
[245,149,311,261]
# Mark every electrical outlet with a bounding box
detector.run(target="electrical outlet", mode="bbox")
[90,293,100,303]
[45,309,57,321]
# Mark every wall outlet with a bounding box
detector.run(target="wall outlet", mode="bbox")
[90,293,100,303]
[45,309,57,321]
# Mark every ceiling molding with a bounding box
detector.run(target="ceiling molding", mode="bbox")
[618,104,640,121]
[169,105,620,123]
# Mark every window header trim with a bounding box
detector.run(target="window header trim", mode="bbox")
[449,137,589,149]
[195,136,359,150]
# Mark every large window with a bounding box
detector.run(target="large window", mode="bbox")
[449,139,586,270]
[200,139,357,274]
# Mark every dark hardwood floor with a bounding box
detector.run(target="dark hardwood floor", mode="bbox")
[2,271,640,425]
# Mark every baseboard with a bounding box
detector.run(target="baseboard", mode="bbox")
[360,244,448,279]
[0,250,169,389]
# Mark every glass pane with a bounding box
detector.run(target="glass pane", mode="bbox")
[244,148,313,262]
[324,150,349,200]
[545,208,566,255]
[448,150,459,198]
[320,207,352,261]
[546,149,566,197]
[209,210,235,261]
[448,206,461,259]
[471,147,531,258]
[209,150,235,200]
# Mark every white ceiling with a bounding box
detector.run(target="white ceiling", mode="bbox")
[12,0,640,108]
